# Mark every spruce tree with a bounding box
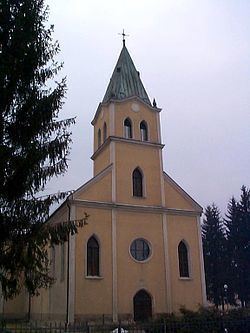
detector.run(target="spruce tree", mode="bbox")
[0,0,86,299]
[202,204,227,307]
[225,186,250,307]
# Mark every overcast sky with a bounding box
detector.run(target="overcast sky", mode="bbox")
[46,0,250,215]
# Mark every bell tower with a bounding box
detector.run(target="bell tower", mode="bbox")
[91,42,166,207]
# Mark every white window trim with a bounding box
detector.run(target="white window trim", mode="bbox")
[139,120,149,142]
[177,239,192,279]
[129,237,153,263]
[85,234,102,278]
[131,167,147,198]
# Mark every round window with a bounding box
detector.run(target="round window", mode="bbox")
[130,238,151,262]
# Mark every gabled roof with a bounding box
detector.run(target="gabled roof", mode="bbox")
[163,172,203,213]
[102,44,151,106]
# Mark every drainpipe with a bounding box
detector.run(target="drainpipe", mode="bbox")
[66,200,71,326]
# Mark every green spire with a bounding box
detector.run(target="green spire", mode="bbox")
[102,45,151,106]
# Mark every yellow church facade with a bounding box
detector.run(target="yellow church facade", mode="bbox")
[2,42,206,322]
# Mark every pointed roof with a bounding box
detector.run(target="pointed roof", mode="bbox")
[102,44,151,106]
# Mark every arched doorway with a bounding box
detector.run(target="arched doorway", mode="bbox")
[133,289,152,322]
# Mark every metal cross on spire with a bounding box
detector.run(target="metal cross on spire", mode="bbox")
[118,29,129,46]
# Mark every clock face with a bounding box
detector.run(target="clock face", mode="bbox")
[131,103,140,112]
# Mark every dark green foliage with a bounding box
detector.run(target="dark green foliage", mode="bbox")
[147,307,250,333]
[202,204,227,307]
[202,186,250,308]
[225,186,250,307]
[0,0,87,299]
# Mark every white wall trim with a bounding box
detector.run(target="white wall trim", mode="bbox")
[110,141,116,202]
[162,214,172,313]
[70,199,200,216]
[159,150,166,207]
[156,112,162,144]
[112,209,118,322]
[68,205,76,323]
[196,216,207,306]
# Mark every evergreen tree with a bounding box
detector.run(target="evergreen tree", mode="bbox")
[225,186,250,307]
[0,0,87,299]
[202,204,227,307]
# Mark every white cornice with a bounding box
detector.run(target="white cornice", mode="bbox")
[69,198,201,217]
[91,136,164,160]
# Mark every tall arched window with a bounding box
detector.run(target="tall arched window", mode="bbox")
[124,118,132,138]
[133,168,143,197]
[97,129,101,148]
[178,241,189,277]
[140,121,148,141]
[87,236,100,276]
[103,122,107,142]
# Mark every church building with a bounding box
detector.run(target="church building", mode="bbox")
[2,40,206,322]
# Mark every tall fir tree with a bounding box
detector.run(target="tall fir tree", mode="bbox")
[225,186,250,307]
[0,0,87,299]
[202,204,227,307]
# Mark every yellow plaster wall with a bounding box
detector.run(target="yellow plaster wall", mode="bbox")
[74,207,113,316]
[93,144,110,176]
[115,142,162,205]
[164,178,195,211]
[114,100,159,142]
[116,211,167,315]
[76,170,112,202]
[3,290,28,318]
[30,288,50,320]
[167,215,203,312]
[31,209,68,320]
[48,244,68,319]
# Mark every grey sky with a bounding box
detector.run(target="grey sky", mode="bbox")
[46,0,250,215]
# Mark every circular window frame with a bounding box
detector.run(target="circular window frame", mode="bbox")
[129,238,152,263]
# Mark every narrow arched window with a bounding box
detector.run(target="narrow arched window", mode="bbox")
[178,241,189,277]
[87,236,100,276]
[140,121,148,141]
[103,122,107,142]
[124,118,132,138]
[133,168,143,197]
[98,129,101,147]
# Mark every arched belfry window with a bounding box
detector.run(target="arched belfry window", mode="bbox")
[133,168,143,197]
[87,236,100,276]
[103,122,107,142]
[140,121,148,141]
[178,241,189,278]
[97,129,101,148]
[124,118,132,139]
